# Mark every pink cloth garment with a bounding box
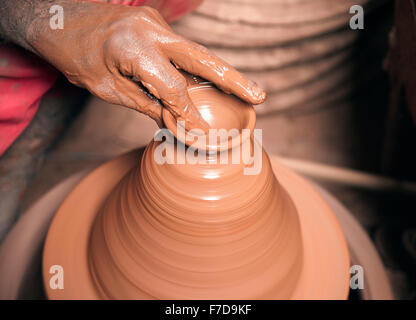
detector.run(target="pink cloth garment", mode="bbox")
[0,0,202,156]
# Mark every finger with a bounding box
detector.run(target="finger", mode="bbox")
[113,76,164,127]
[125,52,209,131]
[166,38,266,105]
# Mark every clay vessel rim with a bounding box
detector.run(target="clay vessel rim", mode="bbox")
[162,83,256,152]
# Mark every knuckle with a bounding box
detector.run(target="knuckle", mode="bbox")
[193,42,210,54]
[165,106,181,118]
[139,6,159,17]
[181,38,210,55]
[136,99,162,121]
[140,103,156,116]
[88,76,116,100]
[105,29,133,52]
[131,7,161,26]
[167,75,187,92]
[107,15,134,32]
[162,76,187,106]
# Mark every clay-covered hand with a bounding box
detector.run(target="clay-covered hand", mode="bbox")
[24,1,266,128]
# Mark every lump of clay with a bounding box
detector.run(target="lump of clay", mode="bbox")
[88,85,304,299]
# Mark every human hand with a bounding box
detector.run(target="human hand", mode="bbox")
[25,1,266,129]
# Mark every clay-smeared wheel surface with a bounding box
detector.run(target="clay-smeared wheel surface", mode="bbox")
[42,149,350,299]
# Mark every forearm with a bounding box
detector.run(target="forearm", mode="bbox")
[0,0,265,128]
[0,0,82,53]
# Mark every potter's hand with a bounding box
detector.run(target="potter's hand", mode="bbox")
[0,0,265,129]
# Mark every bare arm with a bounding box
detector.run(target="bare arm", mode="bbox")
[0,0,57,51]
[0,0,266,128]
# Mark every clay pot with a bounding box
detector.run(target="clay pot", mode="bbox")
[89,144,304,299]
[88,85,303,298]
[162,84,256,151]
[42,85,350,299]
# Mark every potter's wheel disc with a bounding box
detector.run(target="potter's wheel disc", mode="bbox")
[42,149,350,299]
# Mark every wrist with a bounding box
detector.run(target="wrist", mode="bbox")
[0,0,51,52]
[0,0,83,54]
[25,0,74,54]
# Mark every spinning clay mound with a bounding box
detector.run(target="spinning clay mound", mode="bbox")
[88,140,304,299]
[43,85,350,299]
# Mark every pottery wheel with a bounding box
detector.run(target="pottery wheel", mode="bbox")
[0,150,393,300]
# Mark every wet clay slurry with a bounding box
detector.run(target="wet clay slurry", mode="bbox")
[43,86,349,299]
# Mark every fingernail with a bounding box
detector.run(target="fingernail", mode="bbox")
[248,80,266,103]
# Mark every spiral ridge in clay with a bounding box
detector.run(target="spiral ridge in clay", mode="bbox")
[88,136,304,299]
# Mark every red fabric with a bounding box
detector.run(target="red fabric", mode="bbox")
[0,45,59,155]
[0,0,201,156]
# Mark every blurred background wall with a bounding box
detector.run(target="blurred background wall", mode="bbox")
[172,0,394,173]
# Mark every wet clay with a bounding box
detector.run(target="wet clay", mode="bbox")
[87,85,304,299]
[13,0,265,129]
[42,149,350,299]
[42,85,349,299]
[163,83,256,151]
[88,143,304,299]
